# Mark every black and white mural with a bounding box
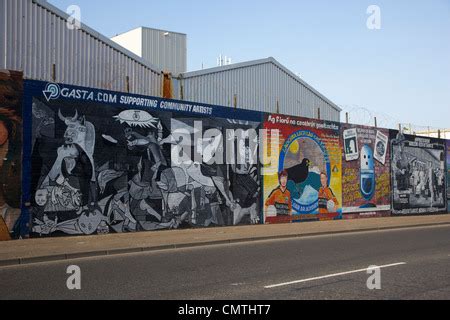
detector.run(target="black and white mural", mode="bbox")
[390,131,447,215]
[29,93,262,237]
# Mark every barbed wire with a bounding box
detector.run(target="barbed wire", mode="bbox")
[338,105,449,139]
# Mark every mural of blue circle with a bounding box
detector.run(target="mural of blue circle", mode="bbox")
[279,130,331,214]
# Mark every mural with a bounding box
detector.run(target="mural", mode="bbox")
[390,131,447,215]
[0,71,23,241]
[2,78,447,240]
[26,82,262,237]
[263,114,342,223]
[341,124,391,218]
[447,140,450,210]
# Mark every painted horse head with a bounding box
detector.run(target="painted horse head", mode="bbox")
[58,109,96,182]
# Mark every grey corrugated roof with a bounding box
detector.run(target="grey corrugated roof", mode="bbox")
[33,0,163,74]
[181,57,342,112]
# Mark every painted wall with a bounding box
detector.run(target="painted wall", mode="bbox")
[447,140,450,210]
[262,113,342,223]
[1,77,449,240]
[390,131,447,215]
[341,124,391,219]
[24,80,262,237]
[0,70,23,241]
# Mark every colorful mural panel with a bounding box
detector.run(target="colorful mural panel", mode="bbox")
[341,124,391,218]
[263,114,342,223]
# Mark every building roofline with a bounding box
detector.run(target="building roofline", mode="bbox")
[181,58,273,78]
[110,26,143,39]
[181,57,342,112]
[32,0,163,74]
[112,26,187,39]
[141,26,187,36]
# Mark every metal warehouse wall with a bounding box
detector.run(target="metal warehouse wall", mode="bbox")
[179,58,341,122]
[0,0,163,96]
[141,27,187,75]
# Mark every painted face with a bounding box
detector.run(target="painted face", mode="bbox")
[35,189,49,207]
[376,141,385,158]
[360,145,375,200]
[280,175,288,188]
[64,123,86,145]
[78,209,102,235]
[54,184,81,208]
[320,174,328,188]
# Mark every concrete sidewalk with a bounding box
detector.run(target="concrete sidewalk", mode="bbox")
[1,215,450,267]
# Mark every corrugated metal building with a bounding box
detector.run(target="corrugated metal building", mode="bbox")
[177,58,341,122]
[1,0,341,121]
[0,0,163,96]
[177,57,342,121]
[111,27,187,75]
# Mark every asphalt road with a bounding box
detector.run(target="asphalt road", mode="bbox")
[1,225,450,300]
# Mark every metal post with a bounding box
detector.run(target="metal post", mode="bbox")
[374,117,377,128]
[276,100,279,114]
[52,64,56,82]
[346,112,349,124]
[126,76,130,93]
[317,108,321,120]
[233,94,237,109]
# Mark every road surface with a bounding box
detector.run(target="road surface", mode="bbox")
[1,225,450,300]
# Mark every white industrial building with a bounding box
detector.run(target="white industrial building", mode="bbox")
[111,27,187,75]
[2,0,341,121]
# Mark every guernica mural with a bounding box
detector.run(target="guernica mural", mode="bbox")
[0,70,23,241]
[262,114,343,223]
[24,81,263,237]
[390,131,447,215]
[341,124,391,218]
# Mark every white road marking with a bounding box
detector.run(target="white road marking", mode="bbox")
[264,262,407,289]
[231,283,246,286]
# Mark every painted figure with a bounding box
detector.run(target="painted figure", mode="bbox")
[318,172,339,214]
[265,170,292,216]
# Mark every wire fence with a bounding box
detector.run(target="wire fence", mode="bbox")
[339,105,450,139]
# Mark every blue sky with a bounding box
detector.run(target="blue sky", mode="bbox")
[49,0,450,129]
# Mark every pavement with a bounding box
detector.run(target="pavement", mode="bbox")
[1,223,450,300]
[1,214,450,267]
